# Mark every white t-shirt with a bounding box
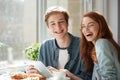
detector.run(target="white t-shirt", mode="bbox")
[58,49,69,69]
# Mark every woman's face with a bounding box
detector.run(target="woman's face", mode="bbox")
[47,13,68,39]
[81,17,99,44]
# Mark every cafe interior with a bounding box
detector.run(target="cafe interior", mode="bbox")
[0,0,120,79]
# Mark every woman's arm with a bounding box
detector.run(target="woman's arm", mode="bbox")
[60,69,83,80]
[95,39,117,80]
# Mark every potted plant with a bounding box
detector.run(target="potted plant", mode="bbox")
[25,43,40,60]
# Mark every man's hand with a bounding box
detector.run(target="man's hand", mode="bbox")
[26,65,39,74]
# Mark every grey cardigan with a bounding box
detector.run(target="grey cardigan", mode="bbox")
[92,39,120,80]
[38,33,92,80]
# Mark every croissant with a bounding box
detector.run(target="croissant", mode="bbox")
[10,72,46,80]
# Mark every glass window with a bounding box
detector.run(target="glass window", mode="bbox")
[0,0,37,61]
[0,0,106,62]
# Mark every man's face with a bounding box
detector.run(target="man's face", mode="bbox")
[47,13,68,39]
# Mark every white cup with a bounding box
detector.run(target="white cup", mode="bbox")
[52,71,66,80]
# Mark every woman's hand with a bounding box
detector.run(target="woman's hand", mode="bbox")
[26,65,39,74]
[47,66,83,80]
[60,69,83,80]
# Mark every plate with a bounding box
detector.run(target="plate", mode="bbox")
[47,77,70,80]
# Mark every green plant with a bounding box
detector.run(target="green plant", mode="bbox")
[25,43,40,60]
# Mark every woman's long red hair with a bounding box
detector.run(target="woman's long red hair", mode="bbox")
[80,11,120,73]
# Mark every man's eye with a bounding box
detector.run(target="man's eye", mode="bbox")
[59,21,65,24]
[81,26,85,29]
[50,23,55,25]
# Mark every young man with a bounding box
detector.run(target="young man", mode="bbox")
[26,6,92,80]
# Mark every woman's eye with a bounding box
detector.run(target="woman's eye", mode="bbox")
[89,24,94,26]
[89,23,95,27]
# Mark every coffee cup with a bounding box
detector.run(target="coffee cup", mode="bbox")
[52,71,66,80]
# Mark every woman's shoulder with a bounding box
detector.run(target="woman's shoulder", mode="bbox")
[95,38,115,51]
[96,39,112,46]
[96,38,109,44]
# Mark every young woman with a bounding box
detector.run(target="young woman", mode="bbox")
[80,11,120,80]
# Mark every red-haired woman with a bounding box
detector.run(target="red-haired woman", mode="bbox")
[80,11,120,80]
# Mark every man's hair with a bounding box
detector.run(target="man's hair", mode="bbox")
[44,6,69,25]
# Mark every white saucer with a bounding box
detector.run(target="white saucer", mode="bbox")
[47,77,70,80]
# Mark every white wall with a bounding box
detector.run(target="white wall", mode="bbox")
[107,0,118,42]
[118,0,120,45]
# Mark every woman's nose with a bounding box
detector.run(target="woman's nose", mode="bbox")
[85,26,89,31]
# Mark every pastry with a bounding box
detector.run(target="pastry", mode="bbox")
[10,72,46,80]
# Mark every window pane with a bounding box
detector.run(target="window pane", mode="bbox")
[0,0,37,61]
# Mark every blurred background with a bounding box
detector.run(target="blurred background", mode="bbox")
[0,0,120,63]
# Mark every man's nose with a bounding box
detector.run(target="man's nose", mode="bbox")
[55,23,61,29]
